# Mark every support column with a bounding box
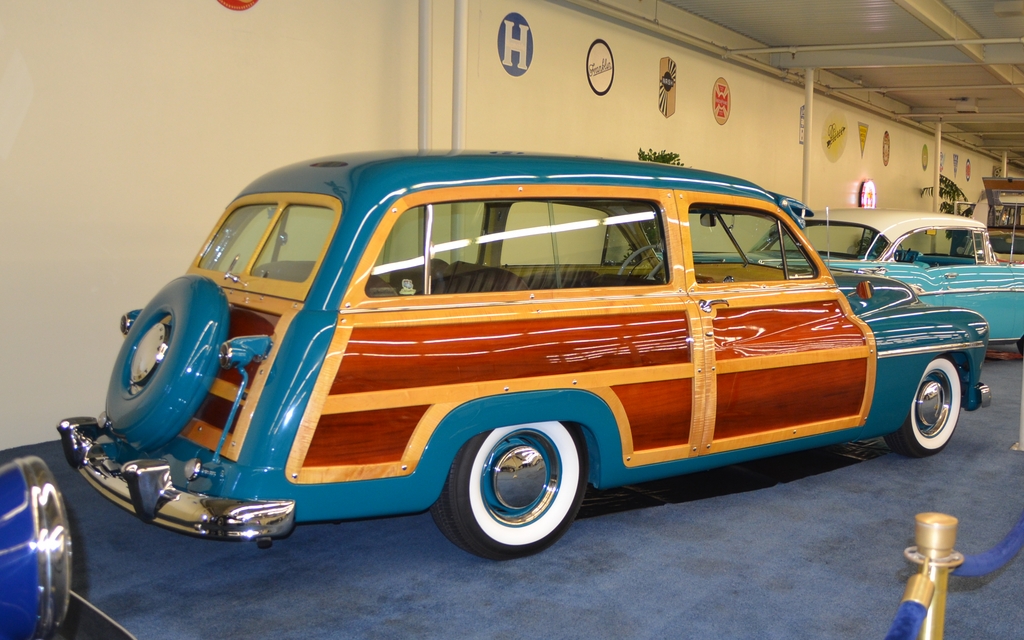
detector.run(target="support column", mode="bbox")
[418,0,432,152]
[933,121,942,213]
[451,0,468,153]
[802,68,814,206]
[1004,151,1010,178]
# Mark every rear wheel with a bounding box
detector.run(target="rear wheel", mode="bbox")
[430,422,587,560]
[884,357,961,457]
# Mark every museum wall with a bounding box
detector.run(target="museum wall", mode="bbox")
[0,0,1017,449]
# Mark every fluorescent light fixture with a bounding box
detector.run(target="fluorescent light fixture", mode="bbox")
[995,0,1024,16]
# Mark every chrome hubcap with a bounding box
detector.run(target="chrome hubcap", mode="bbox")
[493,445,548,509]
[484,431,559,526]
[915,376,950,437]
[129,318,170,393]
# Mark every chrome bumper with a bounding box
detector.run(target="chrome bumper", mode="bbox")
[56,418,295,540]
[976,383,992,408]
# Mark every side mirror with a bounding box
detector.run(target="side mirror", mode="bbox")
[700,213,716,228]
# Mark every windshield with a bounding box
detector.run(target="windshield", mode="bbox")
[804,221,889,260]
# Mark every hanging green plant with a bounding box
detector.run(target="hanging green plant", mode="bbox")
[638,148,684,166]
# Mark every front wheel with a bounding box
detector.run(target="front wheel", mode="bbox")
[430,422,588,560]
[884,357,962,457]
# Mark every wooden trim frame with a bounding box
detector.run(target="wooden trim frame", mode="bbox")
[187,192,342,302]
[179,293,302,461]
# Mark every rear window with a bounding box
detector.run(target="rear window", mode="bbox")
[200,204,336,283]
[367,199,667,297]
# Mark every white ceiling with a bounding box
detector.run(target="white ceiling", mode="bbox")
[649,0,1024,167]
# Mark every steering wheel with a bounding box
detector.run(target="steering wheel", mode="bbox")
[617,244,664,279]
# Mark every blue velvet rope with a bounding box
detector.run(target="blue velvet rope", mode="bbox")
[884,601,927,640]
[953,507,1024,577]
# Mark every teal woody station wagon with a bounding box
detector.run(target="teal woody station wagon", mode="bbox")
[58,153,990,559]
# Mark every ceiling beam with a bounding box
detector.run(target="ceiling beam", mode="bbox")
[892,0,1024,101]
[835,83,1024,93]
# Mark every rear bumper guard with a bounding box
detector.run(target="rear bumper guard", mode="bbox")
[56,418,294,540]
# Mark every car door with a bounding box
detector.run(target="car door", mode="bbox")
[895,227,1022,341]
[284,184,708,484]
[678,194,875,456]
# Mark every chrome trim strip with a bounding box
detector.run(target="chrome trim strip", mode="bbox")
[919,287,1024,295]
[57,421,294,540]
[877,340,986,359]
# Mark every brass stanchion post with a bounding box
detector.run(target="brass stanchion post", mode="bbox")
[903,513,964,640]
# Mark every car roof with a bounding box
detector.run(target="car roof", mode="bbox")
[236,152,778,209]
[810,208,986,239]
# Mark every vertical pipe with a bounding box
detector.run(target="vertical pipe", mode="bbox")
[801,68,814,206]
[451,0,468,153]
[1004,151,1010,178]
[418,0,432,152]
[933,121,942,212]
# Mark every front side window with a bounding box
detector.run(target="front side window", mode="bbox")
[689,206,817,283]
[804,221,889,260]
[367,199,667,297]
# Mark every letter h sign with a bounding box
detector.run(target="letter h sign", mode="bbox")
[498,13,533,77]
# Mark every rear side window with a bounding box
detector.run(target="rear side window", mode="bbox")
[689,206,817,283]
[367,199,667,297]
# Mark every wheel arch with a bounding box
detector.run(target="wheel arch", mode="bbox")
[419,388,624,496]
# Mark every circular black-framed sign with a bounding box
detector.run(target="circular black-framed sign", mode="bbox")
[587,39,614,96]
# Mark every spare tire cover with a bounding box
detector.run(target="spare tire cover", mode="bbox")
[106,275,229,451]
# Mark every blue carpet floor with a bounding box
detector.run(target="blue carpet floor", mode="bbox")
[5,358,1024,639]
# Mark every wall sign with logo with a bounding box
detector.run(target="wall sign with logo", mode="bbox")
[586,40,614,95]
[821,110,848,163]
[860,180,877,208]
[966,159,972,181]
[858,122,868,158]
[922,145,929,170]
[659,57,676,118]
[799,105,806,144]
[882,131,890,166]
[498,13,533,77]
[218,0,258,9]
[953,153,959,178]
[712,77,731,125]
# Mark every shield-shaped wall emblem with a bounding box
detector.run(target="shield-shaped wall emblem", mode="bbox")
[659,57,677,118]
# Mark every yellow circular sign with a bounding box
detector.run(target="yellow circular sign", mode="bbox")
[821,110,848,163]
[922,144,929,170]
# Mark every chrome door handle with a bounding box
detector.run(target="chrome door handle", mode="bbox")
[944,273,958,279]
[699,299,729,313]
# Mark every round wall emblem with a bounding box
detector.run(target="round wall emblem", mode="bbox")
[659,57,677,118]
[922,144,929,170]
[882,131,890,167]
[966,158,972,181]
[821,110,848,163]
[587,40,614,95]
[497,13,533,77]
[218,0,258,10]
[712,77,731,125]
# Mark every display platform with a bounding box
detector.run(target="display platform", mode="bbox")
[4,359,1024,639]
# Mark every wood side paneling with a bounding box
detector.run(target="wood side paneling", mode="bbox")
[303,405,430,467]
[331,313,691,395]
[713,301,865,360]
[613,379,692,450]
[713,359,867,440]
